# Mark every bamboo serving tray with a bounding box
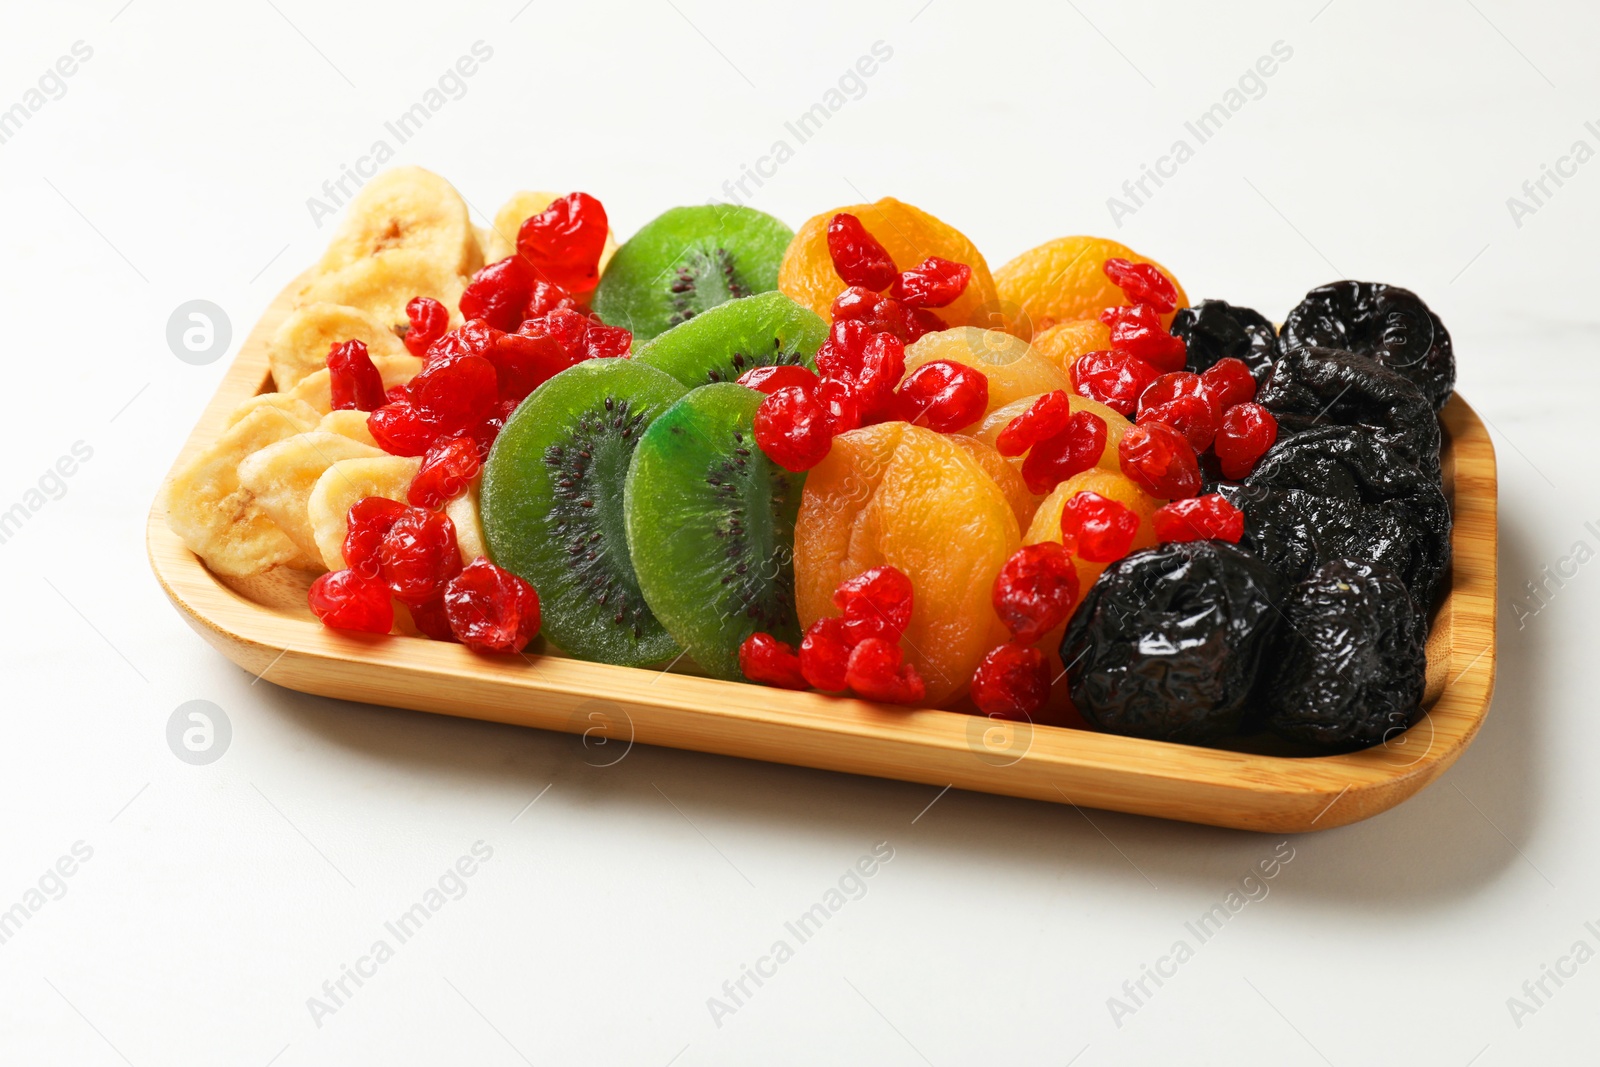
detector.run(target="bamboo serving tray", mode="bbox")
[147,280,1498,832]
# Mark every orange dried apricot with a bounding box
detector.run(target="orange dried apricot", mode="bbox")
[994,236,1187,335]
[1030,317,1111,377]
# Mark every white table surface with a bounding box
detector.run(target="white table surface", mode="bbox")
[3,1,1596,1063]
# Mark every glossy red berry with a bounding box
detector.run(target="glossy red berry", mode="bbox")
[830,286,944,344]
[894,359,988,433]
[515,192,609,293]
[815,378,862,436]
[996,390,1072,457]
[826,213,898,291]
[970,644,1051,720]
[583,323,633,359]
[799,617,853,691]
[308,570,393,634]
[327,339,387,412]
[1103,258,1179,314]
[1060,491,1141,562]
[754,385,833,472]
[1214,402,1279,481]
[737,364,820,396]
[405,597,457,642]
[992,542,1080,645]
[1118,422,1203,499]
[1073,349,1160,416]
[738,633,808,690]
[1020,410,1107,496]
[1138,371,1220,452]
[378,508,461,605]
[443,558,541,653]
[409,436,481,509]
[1153,494,1245,543]
[409,353,499,433]
[487,330,572,403]
[1200,357,1256,411]
[368,399,445,457]
[833,566,914,644]
[524,280,577,323]
[424,319,500,368]
[343,496,408,580]
[1101,304,1187,372]
[459,256,533,332]
[404,297,451,357]
[891,256,972,309]
[845,638,927,704]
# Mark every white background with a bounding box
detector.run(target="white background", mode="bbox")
[2,1,1597,1063]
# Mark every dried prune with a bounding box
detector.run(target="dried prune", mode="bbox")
[1171,300,1278,384]
[1226,425,1452,610]
[1264,559,1426,750]
[1060,541,1283,745]
[1279,281,1454,411]
[1258,345,1441,481]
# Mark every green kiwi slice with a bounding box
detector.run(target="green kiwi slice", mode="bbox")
[624,383,804,681]
[591,205,794,343]
[632,291,826,388]
[481,359,688,667]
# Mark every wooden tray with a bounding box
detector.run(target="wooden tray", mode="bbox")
[147,281,1498,833]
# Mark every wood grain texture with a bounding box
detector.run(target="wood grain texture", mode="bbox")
[147,276,1498,832]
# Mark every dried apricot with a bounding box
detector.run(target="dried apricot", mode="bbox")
[1030,317,1111,377]
[994,237,1187,335]
[795,422,1020,704]
[779,199,1002,331]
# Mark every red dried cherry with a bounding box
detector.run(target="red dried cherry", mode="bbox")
[583,322,632,359]
[515,192,609,293]
[425,319,500,368]
[487,330,572,403]
[1103,258,1179,314]
[845,638,926,704]
[368,399,445,457]
[444,557,541,653]
[1101,305,1187,372]
[409,436,481,509]
[738,633,808,690]
[1020,410,1107,496]
[891,256,972,309]
[1118,422,1202,499]
[826,213,898,291]
[406,597,457,642]
[799,617,853,691]
[1060,491,1141,562]
[1138,371,1220,451]
[378,508,461,604]
[1214,402,1279,481]
[815,378,862,436]
[1153,495,1245,544]
[524,280,578,323]
[831,286,945,344]
[754,385,833,472]
[970,644,1051,720]
[308,570,393,634]
[460,256,533,332]
[996,390,1072,457]
[404,297,450,357]
[1200,357,1256,411]
[737,364,820,396]
[409,353,498,433]
[343,496,408,579]
[1072,349,1159,416]
[327,339,386,412]
[833,566,914,644]
[894,359,988,433]
[992,542,1080,645]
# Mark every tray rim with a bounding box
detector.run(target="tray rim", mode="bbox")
[146,277,1499,833]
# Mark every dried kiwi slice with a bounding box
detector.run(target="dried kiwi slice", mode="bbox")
[591,205,794,342]
[481,359,687,667]
[623,383,804,681]
[632,291,825,388]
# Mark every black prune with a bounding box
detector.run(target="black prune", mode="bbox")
[1171,299,1278,384]
[1279,281,1455,410]
[1061,541,1283,745]
[1264,559,1427,750]
[1258,345,1441,481]
[1226,425,1452,610]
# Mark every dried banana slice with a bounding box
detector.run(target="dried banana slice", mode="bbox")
[162,404,319,577]
[484,190,618,278]
[226,393,323,430]
[237,432,384,561]
[295,248,467,331]
[445,477,486,565]
[317,166,483,278]
[317,409,379,448]
[288,353,422,414]
[308,456,422,571]
[265,303,408,391]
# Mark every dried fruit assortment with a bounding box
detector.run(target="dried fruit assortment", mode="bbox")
[163,166,1460,756]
